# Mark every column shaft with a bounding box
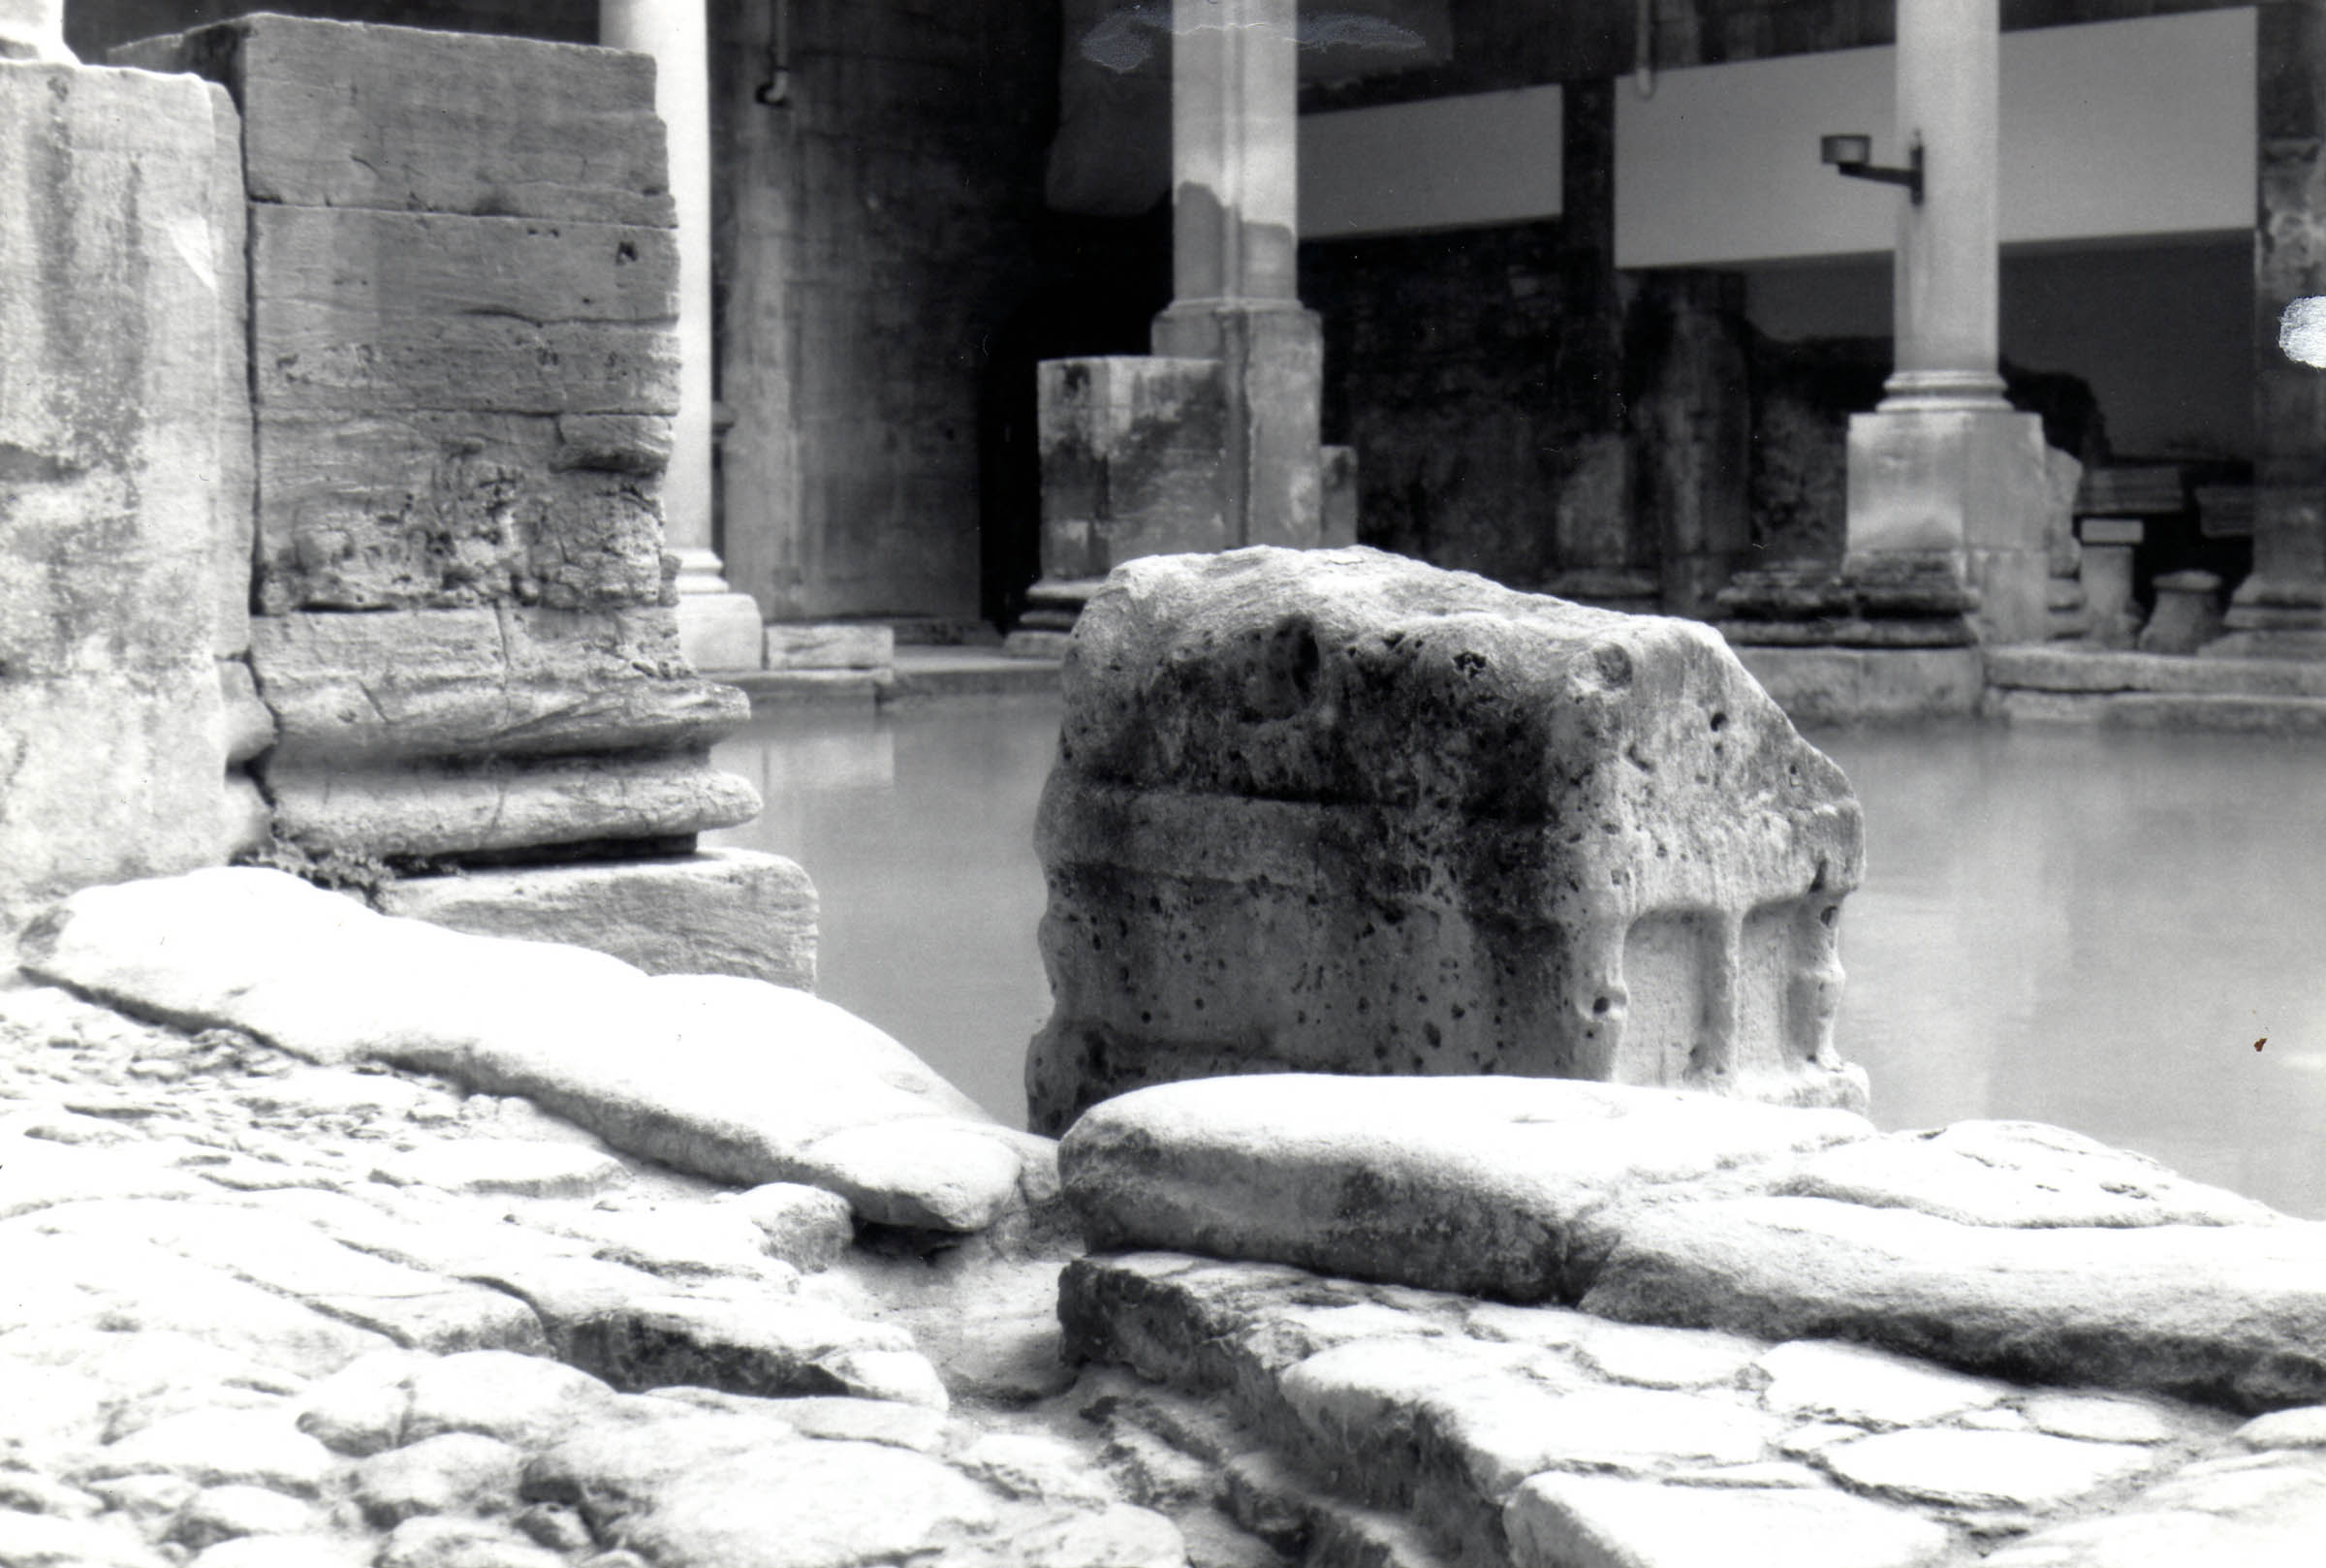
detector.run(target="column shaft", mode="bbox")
[1169,0,1299,306]
[600,0,716,580]
[1881,0,2008,410]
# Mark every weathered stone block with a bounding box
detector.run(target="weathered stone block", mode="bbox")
[263,204,676,331]
[1059,1075,1872,1301]
[250,607,743,768]
[247,606,756,860]
[109,16,675,227]
[255,411,673,613]
[764,623,896,671]
[1037,356,1227,580]
[1,61,247,925]
[1152,299,1327,549]
[262,752,759,862]
[260,310,675,421]
[377,849,817,992]
[1025,547,1867,1134]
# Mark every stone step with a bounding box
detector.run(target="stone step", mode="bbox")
[1059,1250,2295,1567]
[1986,646,2326,699]
[1992,689,2326,734]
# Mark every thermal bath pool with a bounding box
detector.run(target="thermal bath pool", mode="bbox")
[712,696,2326,1220]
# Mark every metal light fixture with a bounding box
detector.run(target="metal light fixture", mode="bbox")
[1820,133,1923,204]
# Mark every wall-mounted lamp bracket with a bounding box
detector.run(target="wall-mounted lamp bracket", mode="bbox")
[1820,134,1923,204]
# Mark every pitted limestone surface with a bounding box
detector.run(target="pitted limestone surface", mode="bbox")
[1026,546,1866,1134]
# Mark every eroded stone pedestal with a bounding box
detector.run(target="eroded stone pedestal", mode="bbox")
[1026,547,1867,1134]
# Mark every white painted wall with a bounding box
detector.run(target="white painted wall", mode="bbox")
[1614,7,2254,268]
[1299,85,1562,239]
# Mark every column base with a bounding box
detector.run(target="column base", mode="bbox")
[1151,299,1325,549]
[676,592,767,673]
[1846,407,2053,644]
[1729,645,1986,724]
[1714,556,1977,648]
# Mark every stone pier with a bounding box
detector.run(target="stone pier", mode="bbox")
[0,46,259,936]
[2210,2,2326,659]
[1031,0,1351,626]
[108,16,797,983]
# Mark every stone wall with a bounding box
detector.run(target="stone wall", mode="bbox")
[710,0,1055,622]
[0,55,258,931]
[115,15,756,863]
[1303,85,1625,595]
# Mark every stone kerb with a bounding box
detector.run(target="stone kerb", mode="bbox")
[0,56,252,936]
[1025,546,1868,1135]
[110,15,758,871]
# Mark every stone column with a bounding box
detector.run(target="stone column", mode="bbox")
[1842,0,2049,644]
[2209,2,2326,658]
[1148,0,1323,549]
[601,0,764,671]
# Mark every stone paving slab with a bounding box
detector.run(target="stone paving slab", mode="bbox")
[1060,1074,1873,1301]
[0,979,1241,1568]
[1061,1073,2321,1414]
[21,868,1054,1234]
[1063,1250,2262,1567]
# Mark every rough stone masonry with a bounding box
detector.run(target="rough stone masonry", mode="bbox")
[111,16,757,866]
[1026,547,1868,1135]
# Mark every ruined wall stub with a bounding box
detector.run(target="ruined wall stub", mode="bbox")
[0,57,255,932]
[114,16,755,862]
[1025,547,1868,1135]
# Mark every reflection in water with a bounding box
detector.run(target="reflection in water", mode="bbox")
[711,697,1059,1128]
[714,699,2326,1219]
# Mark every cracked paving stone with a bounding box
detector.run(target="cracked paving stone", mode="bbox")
[1506,1473,1952,1568]
[1816,1427,2160,1511]
[73,1407,337,1497]
[1754,1339,2014,1428]
[1982,1450,2326,1567]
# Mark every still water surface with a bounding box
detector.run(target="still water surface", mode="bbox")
[712,698,2326,1220]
